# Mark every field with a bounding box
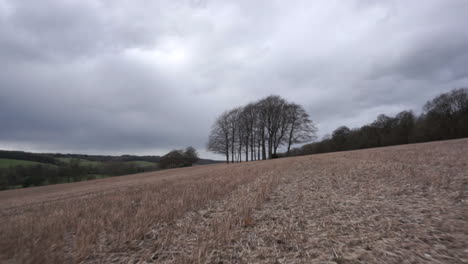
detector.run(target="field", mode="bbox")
[57,158,158,168]
[0,158,50,168]
[0,155,162,190]
[57,157,103,167]
[0,139,467,263]
[125,160,159,168]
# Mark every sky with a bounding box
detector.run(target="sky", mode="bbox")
[1,0,467,159]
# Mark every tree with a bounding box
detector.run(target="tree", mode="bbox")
[159,147,200,169]
[207,95,317,162]
[423,88,468,140]
[184,146,199,165]
[240,103,257,161]
[332,126,351,150]
[207,111,232,163]
[393,110,415,144]
[285,103,317,155]
[226,107,243,163]
[159,150,185,169]
[257,95,288,159]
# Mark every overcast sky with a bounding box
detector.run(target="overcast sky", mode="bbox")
[1,0,467,159]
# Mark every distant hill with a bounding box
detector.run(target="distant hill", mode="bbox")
[0,149,222,190]
[0,149,221,166]
[48,153,162,163]
[0,158,54,169]
[0,150,59,165]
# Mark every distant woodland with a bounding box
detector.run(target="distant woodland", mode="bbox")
[289,88,468,156]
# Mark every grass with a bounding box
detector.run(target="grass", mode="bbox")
[0,139,467,263]
[56,157,102,167]
[125,160,158,168]
[57,158,157,168]
[0,158,48,168]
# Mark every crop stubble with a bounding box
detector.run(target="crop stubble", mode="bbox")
[0,139,467,263]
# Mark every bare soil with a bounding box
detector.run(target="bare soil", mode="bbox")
[1,139,467,263]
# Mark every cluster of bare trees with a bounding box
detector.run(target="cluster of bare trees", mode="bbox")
[207,95,316,163]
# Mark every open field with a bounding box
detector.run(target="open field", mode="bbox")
[56,157,103,167]
[1,139,467,263]
[56,158,158,169]
[125,160,159,168]
[0,159,50,168]
[0,154,164,190]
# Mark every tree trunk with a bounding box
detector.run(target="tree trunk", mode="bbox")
[268,136,273,159]
[238,141,242,162]
[261,129,267,160]
[251,132,255,161]
[231,147,234,163]
[245,140,248,162]
[262,140,267,160]
[258,139,261,160]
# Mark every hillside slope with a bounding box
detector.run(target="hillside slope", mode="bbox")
[0,158,52,168]
[1,139,467,263]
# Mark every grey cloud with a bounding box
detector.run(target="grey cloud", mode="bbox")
[1,0,467,159]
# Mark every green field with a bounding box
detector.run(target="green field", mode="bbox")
[56,157,102,167]
[125,160,158,168]
[0,159,48,168]
[0,157,158,170]
[56,158,157,168]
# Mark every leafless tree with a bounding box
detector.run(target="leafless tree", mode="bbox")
[284,103,317,154]
[207,111,232,163]
[225,107,242,163]
[208,95,317,162]
[257,95,290,158]
[240,103,258,161]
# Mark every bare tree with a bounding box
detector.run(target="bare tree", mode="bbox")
[225,107,242,163]
[207,95,317,161]
[240,103,258,162]
[285,103,317,154]
[207,111,231,163]
[257,95,288,158]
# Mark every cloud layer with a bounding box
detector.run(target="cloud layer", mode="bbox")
[1,0,467,158]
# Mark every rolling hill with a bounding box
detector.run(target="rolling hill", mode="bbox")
[0,150,221,189]
[0,158,51,168]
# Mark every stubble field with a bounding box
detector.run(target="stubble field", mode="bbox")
[0,139,467,263]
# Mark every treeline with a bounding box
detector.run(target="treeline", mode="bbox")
[289,88,468,156]
[0,150,59,165]
[208,95,316,163]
